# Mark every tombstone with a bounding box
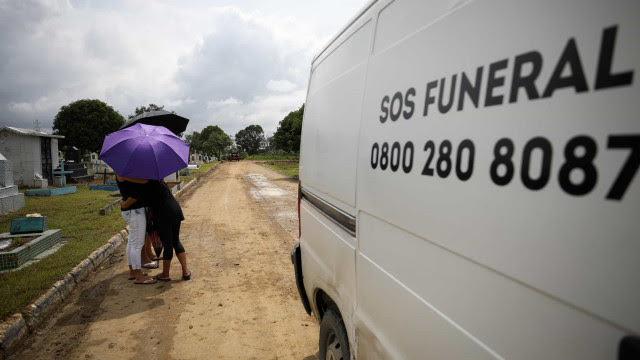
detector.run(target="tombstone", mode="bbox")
[53,161,94,185]
[0,152,25,214]
[26,162,77,196]
[65,146,81,163]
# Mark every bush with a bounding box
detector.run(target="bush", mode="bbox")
[247,150,299,160]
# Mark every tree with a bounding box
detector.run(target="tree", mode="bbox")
[205,130,233,160]
[235,125,265,155]
[185,125,232,159]
[273,104,304,152]
[53,99,125,153]
[128,104,166,119]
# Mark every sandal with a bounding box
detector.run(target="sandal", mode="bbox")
[134,278,157,285]
[182,271,191,281]
[154,274,171,282]
[128,272,149,280]
[142,262,159,269]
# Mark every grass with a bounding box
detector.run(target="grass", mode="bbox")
[247,153,299,160]
[179,161,219,183]
[0,186,125,321]
[259,160,299,178]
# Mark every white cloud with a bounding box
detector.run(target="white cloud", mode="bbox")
[0,0,369,137]
[266,80,297,92]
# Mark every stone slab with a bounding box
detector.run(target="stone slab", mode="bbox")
[89,185,119,191]
[0,314,26,352]
[69,258,93,283]
[0,230,61,270]
[10,217,47,234]
[52,273,76,301]
[23,287,62,329]
[0,186,17,198]
[88,242,113,267]
[24,186,76,196]
[0,193,24,215]
[99,199,120,215]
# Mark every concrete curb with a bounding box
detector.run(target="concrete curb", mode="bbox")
[99,199,120,215]
[176,178,197,197]
[174,162,221,199]
[0,314,26,355]
[0,228,128,357]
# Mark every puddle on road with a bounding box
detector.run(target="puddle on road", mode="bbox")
[246,173,287,199]
[245,173,298,237]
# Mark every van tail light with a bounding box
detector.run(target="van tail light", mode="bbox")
[297,180,302,238]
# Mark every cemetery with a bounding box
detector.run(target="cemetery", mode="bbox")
[0,216,61,270]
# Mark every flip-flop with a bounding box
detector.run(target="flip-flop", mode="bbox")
[142,262,159,269]
[134,278,157,285]
[182,271,191,281]
[154,275,171,282]
[128,272,149,280]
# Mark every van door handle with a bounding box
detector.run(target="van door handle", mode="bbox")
[619,336,640,360]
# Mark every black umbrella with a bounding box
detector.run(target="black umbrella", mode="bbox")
[120,110,189,135]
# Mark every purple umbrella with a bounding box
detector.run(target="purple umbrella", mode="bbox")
[99,123,189,180]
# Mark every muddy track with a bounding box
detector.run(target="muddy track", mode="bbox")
[9,161,318,360]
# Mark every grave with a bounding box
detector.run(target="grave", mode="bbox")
[55,162,94,184]
[0,216,62,270]
[65,146,81,164]
[0,153,25,215]
[24,161,77,196]
[89,169,118,191]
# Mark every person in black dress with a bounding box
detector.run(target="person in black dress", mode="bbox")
[119,177,191,281]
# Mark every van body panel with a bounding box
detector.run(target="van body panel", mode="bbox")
[356,253,500,360]
[357,0,639,333]
[300,19,373,210]
[357,212,626,359]
[300,201,357,345]
[298,0,640,358]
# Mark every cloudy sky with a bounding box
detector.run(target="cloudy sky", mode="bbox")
[0,0,369,138]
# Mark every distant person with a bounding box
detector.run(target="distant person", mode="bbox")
[116,174,157,285]
[118,177,191,281]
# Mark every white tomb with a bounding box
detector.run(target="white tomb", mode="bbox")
[0,152,25,214]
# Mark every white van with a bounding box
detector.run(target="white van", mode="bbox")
[292,0,639,358]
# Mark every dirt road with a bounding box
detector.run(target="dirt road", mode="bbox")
[10,161,319,360]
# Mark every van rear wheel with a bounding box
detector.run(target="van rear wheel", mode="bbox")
[319,308,350,360]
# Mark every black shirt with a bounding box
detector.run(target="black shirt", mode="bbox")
[116,179,147,210]
[139,180,185,223]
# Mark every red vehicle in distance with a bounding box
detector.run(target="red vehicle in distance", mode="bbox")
[228,152,240,161]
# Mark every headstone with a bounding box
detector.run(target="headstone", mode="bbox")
[52,161,73,187]
[53,161,93,184]
[0,152,25,214]
[10,216,47,234]
[65,146,81,163]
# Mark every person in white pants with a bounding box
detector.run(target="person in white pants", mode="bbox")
[117,175,157,285]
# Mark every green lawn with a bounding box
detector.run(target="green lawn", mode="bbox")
[179,161,219,183]
[259,160,299,178]
[0,186,126,320]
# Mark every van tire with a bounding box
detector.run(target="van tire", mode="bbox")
[319,307,350,360]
